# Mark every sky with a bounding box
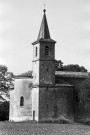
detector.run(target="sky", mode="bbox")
[0,0,90,75]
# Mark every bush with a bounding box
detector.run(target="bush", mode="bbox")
[0,101,9,121]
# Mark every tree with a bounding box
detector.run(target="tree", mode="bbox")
[0,65,14,121]
[55,60,63,71]
[0,65,7,74]
[55,60,88,72]
[0,101,9,120]
[0,65,14,92]
[63,64,87,72]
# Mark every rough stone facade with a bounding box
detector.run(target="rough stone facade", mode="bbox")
[55,72,90,122]
[39,86,74,122]
[40,60,55,85]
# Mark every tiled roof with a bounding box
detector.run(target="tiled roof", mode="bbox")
[55,71,89,78]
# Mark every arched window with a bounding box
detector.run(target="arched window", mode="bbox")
[35,47,37,57]
[20,96,24,106]
[45,46,49,56]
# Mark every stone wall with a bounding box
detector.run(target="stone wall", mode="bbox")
[56,76,90,123]
[9,78,33,122]
[9,90,14,120]
[40,61,55,85]
[39,86,74,122]
[40,42,55,60]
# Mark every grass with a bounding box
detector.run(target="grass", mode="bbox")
[0,121,90,135]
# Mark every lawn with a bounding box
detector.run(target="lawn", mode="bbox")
[0,122,90,135]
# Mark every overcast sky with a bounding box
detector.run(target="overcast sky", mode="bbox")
[0,0,90,75]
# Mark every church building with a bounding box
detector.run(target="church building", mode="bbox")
[9,9,90,123]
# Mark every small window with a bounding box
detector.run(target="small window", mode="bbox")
[35,47,37,57]
[33,110,35,120]
[20,96,24,106]
[45,46,49,56]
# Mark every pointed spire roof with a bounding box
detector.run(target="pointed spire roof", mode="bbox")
[37,9,50,40]
[32,9,56,45]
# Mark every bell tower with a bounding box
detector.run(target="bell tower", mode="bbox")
[32,9,56,87]
[32,9,56,121]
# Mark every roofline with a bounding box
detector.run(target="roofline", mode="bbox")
[55,71,89,78]
[15,76,33,79]
[32,38,56,45]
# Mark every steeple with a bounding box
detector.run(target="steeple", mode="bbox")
[32,9,56,45]
[37,9,51,40]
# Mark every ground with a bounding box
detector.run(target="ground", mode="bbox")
[0,122,90,135]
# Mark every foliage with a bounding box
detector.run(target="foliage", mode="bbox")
[0,101,9,121]
[0,65,14,121]
[16,70,32,77]
[55,60,63,71]
[0,65,14,92]
[55,60,87,72]
[0,65,7,75]
[63,64,87,72]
